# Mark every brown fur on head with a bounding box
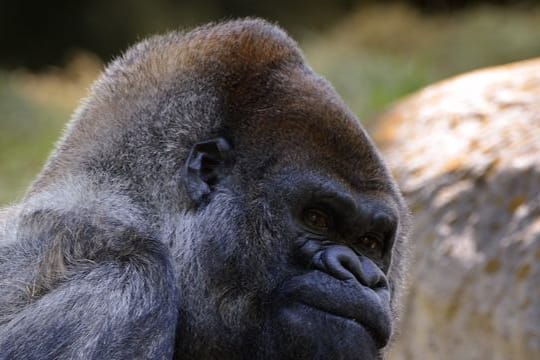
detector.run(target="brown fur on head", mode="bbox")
[31,18,393,205]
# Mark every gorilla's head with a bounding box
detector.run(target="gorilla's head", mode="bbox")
[30,19,410,359]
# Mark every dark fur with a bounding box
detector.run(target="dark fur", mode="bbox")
[0,19,410,359]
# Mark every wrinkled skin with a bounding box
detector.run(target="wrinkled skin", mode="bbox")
[0,19,409,360]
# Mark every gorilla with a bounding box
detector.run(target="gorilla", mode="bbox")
[0,19,410,359]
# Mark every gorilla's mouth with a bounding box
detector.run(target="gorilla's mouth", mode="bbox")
[277,271,392,350]
[294,300,389,349]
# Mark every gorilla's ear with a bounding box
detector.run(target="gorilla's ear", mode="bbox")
[184,137,233,204]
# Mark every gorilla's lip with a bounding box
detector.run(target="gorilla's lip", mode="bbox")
[294,300,389,349]
[278,271,392,349]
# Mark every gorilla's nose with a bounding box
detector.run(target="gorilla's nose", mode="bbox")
[314,245,388,289]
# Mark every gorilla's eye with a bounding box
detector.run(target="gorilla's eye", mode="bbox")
[360,233,384,252]
[302,208,332,233]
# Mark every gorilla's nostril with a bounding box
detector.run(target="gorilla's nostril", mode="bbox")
[359,256,388,289]
[320,245,362,281]
[312,245,388,290]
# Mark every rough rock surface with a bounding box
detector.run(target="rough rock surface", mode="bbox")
[373,59,540,360]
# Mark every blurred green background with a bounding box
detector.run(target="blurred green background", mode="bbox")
[1,0,540,205]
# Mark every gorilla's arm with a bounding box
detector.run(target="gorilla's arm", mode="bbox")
[0,213,178,359]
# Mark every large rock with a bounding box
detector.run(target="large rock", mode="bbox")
[373,59,540,360]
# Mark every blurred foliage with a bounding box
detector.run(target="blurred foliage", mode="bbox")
[304,5,540,120]
[1,4,540,205]
[0,53,102,204]
[0,0,358,69]
[1,0,538,69]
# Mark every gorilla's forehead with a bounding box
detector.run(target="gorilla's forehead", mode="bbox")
[227,67,392,195]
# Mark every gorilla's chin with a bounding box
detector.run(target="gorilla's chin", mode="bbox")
[293,302,386,350]
[258,302,381,360]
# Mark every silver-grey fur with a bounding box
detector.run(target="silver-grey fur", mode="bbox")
[0,19,410,359]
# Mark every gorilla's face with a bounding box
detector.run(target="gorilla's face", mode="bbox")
[260,169,396,357]
[174,95,404,359]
